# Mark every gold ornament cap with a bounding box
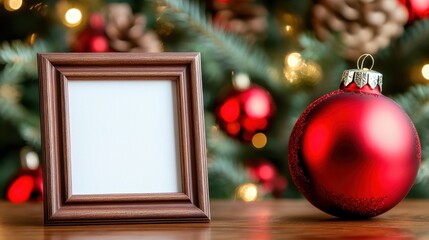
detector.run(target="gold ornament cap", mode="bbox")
[341,54,383,91]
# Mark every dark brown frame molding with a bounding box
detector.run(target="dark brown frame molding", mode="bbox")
[37,53,210,225]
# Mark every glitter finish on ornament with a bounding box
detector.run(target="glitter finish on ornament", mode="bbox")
[288,83,421,218]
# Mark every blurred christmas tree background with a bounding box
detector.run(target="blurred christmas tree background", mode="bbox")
[1,0,429,203]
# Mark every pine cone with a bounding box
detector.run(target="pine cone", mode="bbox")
[105,4,162,52]
[313,0,408,59]
[211,0,268,43]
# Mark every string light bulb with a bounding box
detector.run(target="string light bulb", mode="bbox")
[283,52,322,86]
[64,7,82,27]
[232,72,251,90]
[27,33,37,45]
[286,52,303,69]
[4,0,23,11]
[422,64,429,80]
[280,13,301,36]
[20,147,40,170]
[252,133,267,149]
[236,183,258,202]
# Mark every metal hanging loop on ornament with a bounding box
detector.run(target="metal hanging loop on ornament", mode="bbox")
[357,53,374,70]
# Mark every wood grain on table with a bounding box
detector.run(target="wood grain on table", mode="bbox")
[0,200,428,239]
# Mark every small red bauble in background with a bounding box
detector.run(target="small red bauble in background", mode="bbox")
[399,0,429,22]
[247,160,288,198]
[216,74,275,141]
[5,148,43,204]
[71,14,110,52]
[249,161,277,182]
[288,54,420,218]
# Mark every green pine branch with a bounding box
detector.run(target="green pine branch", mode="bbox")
[0,98,40,147]
[299,33,332,61]
[379,19,429,59]
[0,40,46,148]
[394,84,429,154]
[205,112,243,158]
[153,0,282,91]
[416,160,429,186]
[208,156,249,199]
[394,84,429,121]
[0,40,46,83]
[204,112,250,198]
[394,84,429,186]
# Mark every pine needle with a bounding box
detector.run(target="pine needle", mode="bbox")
[0,40,46,83]
[0,40,45,148]
[153,0,282,90]
[208,156,249,198]
[0,40,45,64]
[394,85,429,185]
[379,19,429,59]
[394,84,429,123]
[416,160,429,185]
[0,98,40,147]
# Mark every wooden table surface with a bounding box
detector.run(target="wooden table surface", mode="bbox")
[1,200,428,239]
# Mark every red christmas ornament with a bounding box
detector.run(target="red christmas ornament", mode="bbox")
[5,148,43,203]
[216,82,275,141]
[247,160,288,198]
[399,0,429,22]
[249,161,277,182]
[288,54,420,218]
[6,169,43,203]
[264,174,287,198]
[71,14,110,52]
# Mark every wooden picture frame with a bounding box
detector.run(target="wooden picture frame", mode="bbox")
[37,53,210,225]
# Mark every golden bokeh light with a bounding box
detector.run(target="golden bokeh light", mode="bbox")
[65,8,82,27]
[284,68,299,83]
[20,147,39,170]
[422,64,429,80]
[284,25,293,34]
[283,53,322,87]
[303,61,322,84]
[4,0,23,11]
[280,13,301,36]
[252,133,267,149]
[233,72,251,90]
[28,33,37,45]
[236,183,258,202]
[286,52,303,69]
